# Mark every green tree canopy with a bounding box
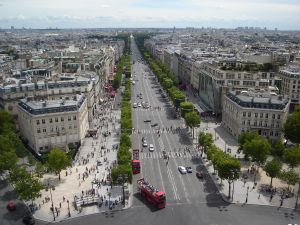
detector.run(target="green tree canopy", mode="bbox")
[46,148,71,180]
[9,167,44,204]
[243,137,271,165]
[238,131,260,150]
[184,111,201,138]
[270,140,285,159]
[283,146,300,168]
[0,135,18,173]
[283,110,300,144]
[264,160,282,187]
[280,169,299,189]
[180,101,194,117]
[198,132,213,155]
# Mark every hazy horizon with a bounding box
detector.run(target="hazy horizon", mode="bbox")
[0,0,300,30]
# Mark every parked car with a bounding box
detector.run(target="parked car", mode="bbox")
[186,167,193,173]
[151,123,158,127]
[178,166,187,174]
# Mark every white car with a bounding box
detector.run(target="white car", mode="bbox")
[149,144,154,152]
[178,166,187,174]
[133,103,137,108]
[138,103,142,107]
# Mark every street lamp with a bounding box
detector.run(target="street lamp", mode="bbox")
[295,177,300,209]
[47,182,56,221]
[67,200,71,217]
[245,186,250,203]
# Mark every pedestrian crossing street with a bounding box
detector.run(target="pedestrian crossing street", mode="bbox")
[139,151,201,159]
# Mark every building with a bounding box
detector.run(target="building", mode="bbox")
[222,90,290,142]
[278,65,300,111]
[18,94,89,153]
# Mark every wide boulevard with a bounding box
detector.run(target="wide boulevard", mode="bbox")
[2,38,300,225]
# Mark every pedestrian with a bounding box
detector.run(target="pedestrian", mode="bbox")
[59,202,62,208]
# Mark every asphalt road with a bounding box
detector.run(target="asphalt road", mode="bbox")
[1,38,300,225]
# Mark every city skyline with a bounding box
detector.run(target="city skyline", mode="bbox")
[0,0,300,30]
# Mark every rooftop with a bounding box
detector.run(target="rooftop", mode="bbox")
[226,90,289,110]
[18,94,86,115]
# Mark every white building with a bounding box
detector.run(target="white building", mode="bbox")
[18,94,89,153]
[222,90,290,142]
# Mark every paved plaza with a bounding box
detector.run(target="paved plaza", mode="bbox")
[32,96,132,222]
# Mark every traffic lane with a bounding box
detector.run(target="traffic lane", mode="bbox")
[56,201,300,225]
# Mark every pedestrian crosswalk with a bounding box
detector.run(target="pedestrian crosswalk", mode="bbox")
[133,129,187,134]
[139,151,201,159]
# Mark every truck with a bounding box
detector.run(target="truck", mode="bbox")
[137,178,166,209]
[132,149,140,174]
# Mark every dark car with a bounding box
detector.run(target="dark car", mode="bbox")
[196,171,204,179]
[186,167,193,173]
[23,214,35,225]
[144,119,151,122]
[151,123,158,127]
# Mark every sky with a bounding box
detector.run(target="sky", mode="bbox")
[0,0,299,30]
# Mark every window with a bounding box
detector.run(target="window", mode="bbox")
[270,131,273,136]
[255,113,258,118]
[36,120,40,125]
[73,115,77,120]
[55,117,58,122]
[42,119,45,124]
[242,121,245,125]
[69,125,72,130]
[243,112,246,117]
[61,127,65,131]
[277,115,281,119]
[68,116,71,121]
[248,112,251,117]
[247,120,250,125]
[61,117,64,122]
[254,121,257,126]
[260,113,263,118]
[49,118,53,123]
[37,128,41,133]
[265,113,268,119]
[43,128,46,133]
[272,114,275,119]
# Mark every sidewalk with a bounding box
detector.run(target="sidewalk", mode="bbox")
[32,94,133,223]
[184,89,300,210]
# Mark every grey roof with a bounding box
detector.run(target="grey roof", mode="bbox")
[18,94,85,115]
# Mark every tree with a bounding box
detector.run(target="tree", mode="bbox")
[180,102,194,118]
[46,148,71,180]
[120,134,131,148]
[243,137,270,165]
[270,140,285,159]
[0,109,15,134]
[0,135,18,174]
[9,167,44,204]
[280,169,298,190]
[238,131,259,152]
[283,146,300,168]
[184,111,201,138]
[283,110,300,144]
[111,164,132,184]
[198,132,213,156]
[264,160,282,187]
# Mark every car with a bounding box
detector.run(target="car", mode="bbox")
[133,103,137,108]
[149,144,154,152]
[142,141,148,147]
[139,96,143,99]
[144,104,150,109]
[138,103,142,107]
[144,119,151,122]
[151,123,158,127]
[178,166,187,174]
[6,200,16,211]
[196,171,204,179]
[186,167,193,173]
[23,214,35,225]
[142,137,146,142]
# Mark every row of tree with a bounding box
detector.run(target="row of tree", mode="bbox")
[111,74,133,185]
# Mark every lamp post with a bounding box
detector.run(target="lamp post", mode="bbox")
[47,182,56,221]
[245,186,250,203]
[67,200,71,217]
[295,178,300,209]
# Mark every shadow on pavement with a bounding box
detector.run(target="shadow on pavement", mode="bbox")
[132,193,161,212]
